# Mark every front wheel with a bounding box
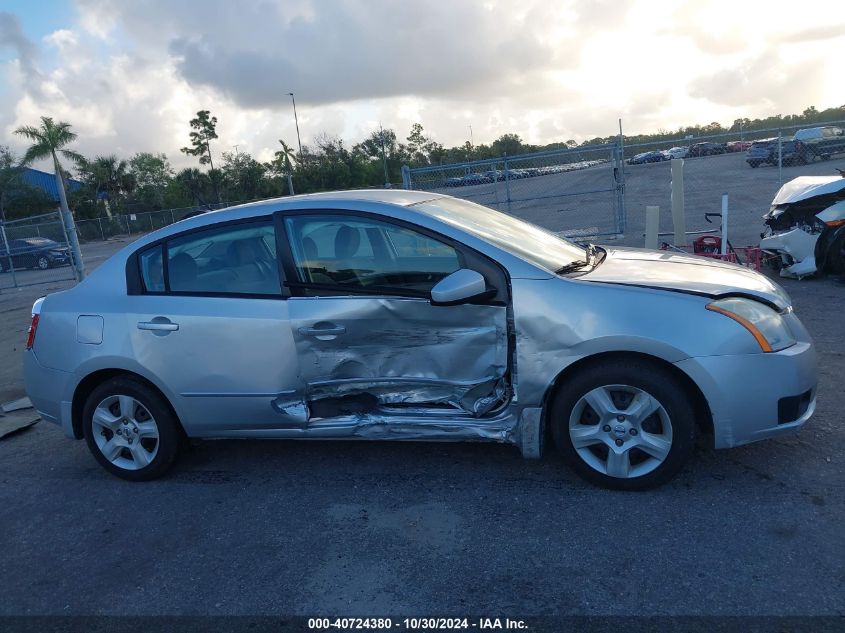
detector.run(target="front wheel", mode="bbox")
[550,360,696,490]
[83,376,181,481]
[36,255,50,270]
[826,231,845,276]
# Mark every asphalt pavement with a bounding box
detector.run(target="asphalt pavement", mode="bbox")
[0,159,844,618]
[0,272,843,617]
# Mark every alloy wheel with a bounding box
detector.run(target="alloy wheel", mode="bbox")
[568,384,673,479]
[91,395,160,470]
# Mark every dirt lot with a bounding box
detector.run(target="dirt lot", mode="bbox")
[0,163,843,618]
[429,151,845,246]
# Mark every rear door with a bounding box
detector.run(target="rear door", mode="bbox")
[127,216,303,433]
[277,211,511,420]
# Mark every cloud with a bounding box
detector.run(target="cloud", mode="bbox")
[688,53,827,111]
[165,0,556,108]
[0,11,41,86]
[2,0,843,169]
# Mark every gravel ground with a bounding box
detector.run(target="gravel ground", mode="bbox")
[0,160,843,618]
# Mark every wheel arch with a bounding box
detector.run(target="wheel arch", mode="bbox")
[540,350,714,448]
[71,368,186,441]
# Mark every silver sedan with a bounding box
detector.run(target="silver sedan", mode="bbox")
[24,191,817,489]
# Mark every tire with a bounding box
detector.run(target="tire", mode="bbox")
[549,359,696,490]
[82,376,181,481]
[36,255,50,270]
[0,258,5,273]
[827,231,845,276]
[802,150,815,165]
[748,161,759,168]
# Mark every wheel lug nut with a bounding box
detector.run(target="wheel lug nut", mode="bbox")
[616,415,625,421]
[133,427,138,434]
[128,438,133,444]
[122,419,128,425]
[630,428,638,436]
[602,425,611,432]
[615,439,624,446]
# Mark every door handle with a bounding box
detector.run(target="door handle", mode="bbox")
[298,325,346,336]
[138,321,179,332]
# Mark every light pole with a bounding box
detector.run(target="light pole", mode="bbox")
[288,92,303,162]
[468,124,474,158]
[379,125,390,188]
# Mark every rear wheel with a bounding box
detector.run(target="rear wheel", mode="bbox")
[82,376,181,481]
[550,360,696,490]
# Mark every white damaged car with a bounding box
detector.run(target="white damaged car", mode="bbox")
[761,173,845,278]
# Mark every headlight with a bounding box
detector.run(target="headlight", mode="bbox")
[706,297,795,352]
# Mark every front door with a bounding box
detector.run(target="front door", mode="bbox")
[279,212,511,420]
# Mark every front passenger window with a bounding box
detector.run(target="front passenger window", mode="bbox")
[285,215,461,296]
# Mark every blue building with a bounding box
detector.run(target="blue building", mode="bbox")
[19,167,82,203]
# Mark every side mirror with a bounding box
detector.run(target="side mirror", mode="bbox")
[430,269,490,306]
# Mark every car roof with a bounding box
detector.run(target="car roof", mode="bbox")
[227,189,439,210]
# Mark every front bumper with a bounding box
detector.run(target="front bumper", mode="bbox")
[23,350,75,438]
[676,340,817,449]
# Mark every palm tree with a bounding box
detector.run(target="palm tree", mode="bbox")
[80,155,136,218]
[275,140,296,173]
[15,117,85,280]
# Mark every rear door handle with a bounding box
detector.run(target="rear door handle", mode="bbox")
[138,321,179,332]
[298,325,346,336]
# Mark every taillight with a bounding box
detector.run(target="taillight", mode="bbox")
[26,314,39,350]
[26,297,45,351]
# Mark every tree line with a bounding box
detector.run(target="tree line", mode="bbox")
[1,104,843,223]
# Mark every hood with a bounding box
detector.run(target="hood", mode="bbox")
[772,176,845,205]
[578,247,791,309]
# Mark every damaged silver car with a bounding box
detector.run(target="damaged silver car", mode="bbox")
[24,191,817,489]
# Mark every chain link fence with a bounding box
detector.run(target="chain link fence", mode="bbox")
[0,201,246,291]
[0,211,77,290]
[404,143,626,240]
[621,119,845,249]
[4,119,845,291]
[74,202,238,243]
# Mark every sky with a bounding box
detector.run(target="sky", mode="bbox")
[0,0,843,171]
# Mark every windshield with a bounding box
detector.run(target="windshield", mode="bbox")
[412,196,586,272]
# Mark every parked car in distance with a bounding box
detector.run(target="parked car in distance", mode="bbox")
[25,190,817,490]
[726,140,753,153]
[0,237,71,273]
[627,151,669,165]
[793,126,845,164]
[664,147,689,159]
[746,139,801,168]
[461,173,493,186]
[688,142,728,157]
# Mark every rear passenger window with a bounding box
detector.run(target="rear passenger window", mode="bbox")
[139,245,165,292]
[162,221,280,296]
